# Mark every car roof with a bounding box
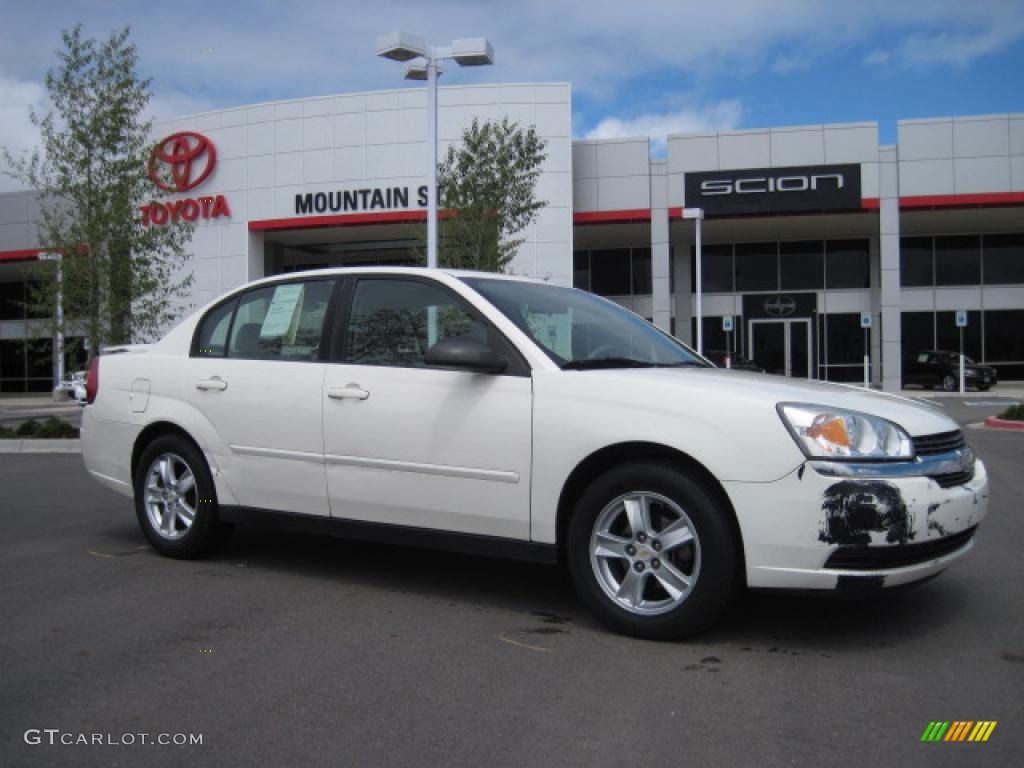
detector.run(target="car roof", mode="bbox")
[241,266,548,291]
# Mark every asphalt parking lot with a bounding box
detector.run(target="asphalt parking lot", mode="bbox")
[1,402,1022,767]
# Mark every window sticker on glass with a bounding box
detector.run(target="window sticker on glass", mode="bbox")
[261,284,304,339]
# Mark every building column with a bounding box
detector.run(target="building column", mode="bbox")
[650,162,671,333]
[879,146,902,392]
[869,236,882,385]
[673,228,693,344]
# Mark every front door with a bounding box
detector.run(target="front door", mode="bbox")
[749,319,812,378]
[323,276,533,540]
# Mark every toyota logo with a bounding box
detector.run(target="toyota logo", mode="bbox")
[148,132,217,193]
[764,295,797,317]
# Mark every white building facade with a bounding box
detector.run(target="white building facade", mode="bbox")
[1,82,1021,392]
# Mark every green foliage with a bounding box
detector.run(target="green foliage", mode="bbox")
[997,404,1024,421]
[12,416,79,438]
[3,25,194,355]
[0,425,15,439]
[436,117,548,272]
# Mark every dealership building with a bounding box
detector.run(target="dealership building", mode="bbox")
[1,82,1022,392]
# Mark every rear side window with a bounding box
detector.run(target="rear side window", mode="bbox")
[227,279,335,361]
[194,298,237,357]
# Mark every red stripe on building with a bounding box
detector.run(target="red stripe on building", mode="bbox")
[248,210,435,231]
[861,198,881,210]
[0,248,44,263]
[574,209,652,224]
[900,191,1024,209]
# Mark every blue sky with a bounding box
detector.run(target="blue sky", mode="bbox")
[2,0,1023,191]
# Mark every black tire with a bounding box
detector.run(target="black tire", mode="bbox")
[977,383,991,392]
[941,374,956,392]
[133,434,231,559]
[567,462,740,639]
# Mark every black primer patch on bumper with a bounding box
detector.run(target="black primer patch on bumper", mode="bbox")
[819,480,915,546]
[836,574,886,592]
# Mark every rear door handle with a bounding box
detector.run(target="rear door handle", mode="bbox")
[196,377,228,391]
[327,384,370,401]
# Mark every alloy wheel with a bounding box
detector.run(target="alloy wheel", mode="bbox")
[144,452,198,541]
[589,491,701,616]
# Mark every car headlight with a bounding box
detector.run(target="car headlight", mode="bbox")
[777,403,913,460]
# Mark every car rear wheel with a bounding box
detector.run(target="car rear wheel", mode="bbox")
[567,462,739,639]
[942,374,957,392]
[134,435,231,558]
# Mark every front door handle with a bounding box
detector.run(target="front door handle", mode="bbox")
[196,377,228,391]
[327,384,370,401]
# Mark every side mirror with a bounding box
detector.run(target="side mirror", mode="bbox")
[425,338,508,374]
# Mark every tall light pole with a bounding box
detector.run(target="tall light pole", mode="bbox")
[37,251,64,387]
[682,208,705,354]
[376,32,494,269]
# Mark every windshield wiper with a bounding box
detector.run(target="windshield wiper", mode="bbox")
[561,358,702,370]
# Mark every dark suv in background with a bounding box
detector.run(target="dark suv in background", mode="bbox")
[903,350,998,391]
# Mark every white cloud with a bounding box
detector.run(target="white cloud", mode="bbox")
[0,75,46,193]
[585,102,743,155]
[887,22,1024,68]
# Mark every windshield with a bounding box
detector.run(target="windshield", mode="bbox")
[462,277,707,369]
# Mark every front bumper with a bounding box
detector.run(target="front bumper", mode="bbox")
[725,458,989,591]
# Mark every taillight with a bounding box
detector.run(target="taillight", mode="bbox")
[86,356,100,404]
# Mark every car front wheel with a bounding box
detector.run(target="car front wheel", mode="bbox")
[134,435,230,558]
[567,463,739,639]
[942,374,957,392]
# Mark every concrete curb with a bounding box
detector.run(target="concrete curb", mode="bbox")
[0,439,81,454]
[984,417,1024,431]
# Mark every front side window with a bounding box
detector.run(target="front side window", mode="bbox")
[343,278,492,368]
[464,277,706,369]
[226,279,335,361]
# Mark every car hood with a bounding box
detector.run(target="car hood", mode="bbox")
[570,366,959,437]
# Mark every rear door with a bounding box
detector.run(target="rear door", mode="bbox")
[322,275,533,539]
[189,277,337,516]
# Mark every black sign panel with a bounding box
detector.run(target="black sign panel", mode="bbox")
[743,292,817,320]
[685,163,861,216]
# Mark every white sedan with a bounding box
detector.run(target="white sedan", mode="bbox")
[81,268,988,638]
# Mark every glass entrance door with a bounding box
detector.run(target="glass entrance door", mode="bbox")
[749,319,812,378]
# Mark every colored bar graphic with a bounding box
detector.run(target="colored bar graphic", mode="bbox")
[921,722,949,741]
[968,722,997,742]
[921,721,996,742]
[945,721,972,741]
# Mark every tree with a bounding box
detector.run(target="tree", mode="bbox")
[436,117,548,272]
[3,25,194,358]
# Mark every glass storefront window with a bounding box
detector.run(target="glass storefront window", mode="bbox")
[936,310,982,360]
[982,234,1024,285]
[900,312,935,359]
[572,251,590,292]
[984,310,1024,361]
[825,240,869,289]
[899,237,934,287]
[780,241,824,290]
[935,235,981,286]
[734,242,778,292]
[631,248,652,295]
[589,248,632,296]
[693,244,734,293]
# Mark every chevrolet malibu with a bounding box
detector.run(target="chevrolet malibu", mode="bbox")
[81,268,988,638]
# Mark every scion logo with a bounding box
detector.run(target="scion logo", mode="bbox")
[148,132,217,193]
[684,163,861,216]
[764,295,797,317]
